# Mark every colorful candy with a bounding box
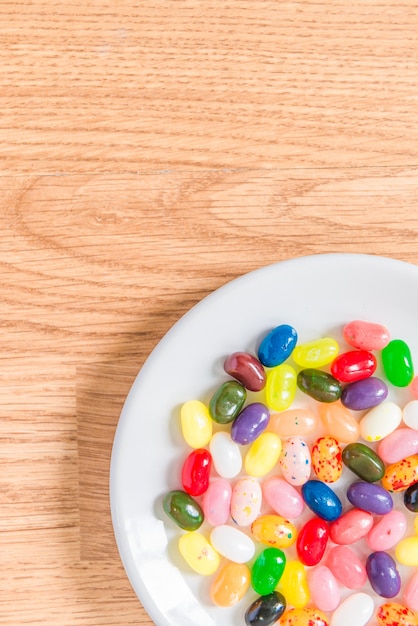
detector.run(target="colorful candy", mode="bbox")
[209,431,242,478]
[210,561,250,607]
[201,479,232,526]
[209,380,246,424]
[244,431,281,477]
[382,338,414,387]
[210,525,255,563]
[376,601,418,626]
[279,607,329,626]
[178,531,220,575]
[331,349,377,383]
[403,399,418,430]
[244,591,286,626]
[359,401,402,442]
[297,368,342,403]
[231,402,269,445]
[251,547,286,595]
[301,480,342,522]
[296,517,329,566]
[265,364,297,411]
[329,508,374,545]
[224,351,266,392]
[267,408,319,437]
[163,490,204,530]
[342,442,385,482]
[341,376,388,410]
[404,481,418,512]
[319,401,360,443]
[311,435,342,483]
[262,476,304,519]
[366,509,407,552]
[395,536,418,566]
[277,560,310,608]
[280,436,312,486]
[257,323,298,367]
[307,565,340,612]
[343,319,390,351]
[404,571,418,611]
[181,448,211,496]
[329,592,374,626]
[251,514,297,549]
[326,545,367,589]
[230,477,262,526]
[180,400,212,448]
[377,427,418,463]
[347,481,393,515]
[381,453,418,492]
[292,337,339,368]
[366,551,401,597]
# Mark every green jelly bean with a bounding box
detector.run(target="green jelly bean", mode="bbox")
[382,339,414,387]
[297,368,342,403]
[251,547,286,596]
[209,380,247,424]
[163,490,204,530]
[342,442,385,483]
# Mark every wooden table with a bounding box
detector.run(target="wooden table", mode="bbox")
[2,2,418,624]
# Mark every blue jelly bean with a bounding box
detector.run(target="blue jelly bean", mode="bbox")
[341,376,388,410]
[231,402,270,445]
[258,324,297,368]
[301,479,342,521]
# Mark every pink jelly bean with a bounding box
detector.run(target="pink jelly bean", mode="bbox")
[404,571,418,611]
[377,427,418,464]
[307,565,340,612]
[262,476,304,519]
[201,478,232,526]
[366,509,407,552]
[327,545,367,589]
[343,320,390,351]
[410,377,418,399]
[329,508,374,545]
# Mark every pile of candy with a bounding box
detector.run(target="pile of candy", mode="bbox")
[162,320,418,626]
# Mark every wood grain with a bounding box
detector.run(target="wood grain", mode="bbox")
[2,1,418,624]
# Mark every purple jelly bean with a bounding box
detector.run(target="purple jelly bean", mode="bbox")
[366,551,401,598]
[341,377,388,410]
[231,402,269,445]
[347,481,393,515]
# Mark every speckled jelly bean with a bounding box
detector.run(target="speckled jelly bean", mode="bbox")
[258,324,298,368]
[366,510,407,552]
[251,514,297,549]
[292,337,339,368]
[404,481,418,512]
[376,601,418,626]
[330,592,374,626]
[331,349,377,383]
[230,477,262,527]
[280,436,311,486]
[262,476,304,519]
[301,480,342,522]
[366,551,401,598]
[347,481,393,515]
[381,453,418,492]
[343,319,390,351]
[210,561,251,607]
[244,431,281,477]
[180,400,213,448]
[327,545,367,589]
[307,565,340,613]
[181,448,211,496]
[377,427,418,464]
[209,380,246,424]
[268,408,319,437]
[178,531,220,575]
[163,490,204,531]
[251,547,286,595]
[279,607,329,626]
[403,399,418,430]
[342,442,385,482]
[329,508,374,545]
[319,401,360,443]
[277,560,310,608]
[224,351,266,392]
[201,479,232,526]
[297,368,342,403]
[404,571,418,611]
[244,591,287,626]
[231,402,269,445]
[311,435,342,483]
[210,525,255,563]
[296,517,329,566]
[341,376,388,410]
[265,363,297,411]
[360,401,403,442]
[395,536,418,566]
[382,338,414,387]
[209,431,242,478]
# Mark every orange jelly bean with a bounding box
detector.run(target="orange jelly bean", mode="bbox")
[267,408,319,437]
[381,454,418,492]
[319,401,360,443]
[210,561,250,607]
[279,607,329,626]
[376,601,418,626]
[311,435,342,483]
[251,514,297,549]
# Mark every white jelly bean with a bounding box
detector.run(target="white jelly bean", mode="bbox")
[210,525,255,563]
[359,401,402,442]
[377,427,418,464]
[280,436,311,486]
[209,431,242,478]
[403,400,418,430]
[230,477,262,527]
[330,592,374,626]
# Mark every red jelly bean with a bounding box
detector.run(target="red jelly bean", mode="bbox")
[331,350,377,383]
[329,508,374,545]
[224,352,266,392]
[296,517,329,566]
[181,448,212,496]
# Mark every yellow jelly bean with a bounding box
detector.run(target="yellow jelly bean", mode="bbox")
[279,607,329,626]
[210,561,250,607]
[292,337,339,368]
[381,454,418,492]
[244,432,282,477]
[180,400,212,448]
[265,364,296,411]
[251,514,297,549]
[395,536,418,566]
[178,531,220,575]
[277,560,310,608]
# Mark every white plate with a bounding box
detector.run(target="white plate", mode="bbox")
[110,253,418,626]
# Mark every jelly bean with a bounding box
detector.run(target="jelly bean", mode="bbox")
[331,349,377,383]
[163,490,204,531]
[342,442,385,482]
[410,378,418,400]
[278,560,310,608]
[404,571,418,611]
[181,448,211,496]
[178,531,220,575]
[343,319,390,351]
[329,508,373,544]
[209,380,246,424]
[262,476,304,519]
[382,338,414,387]
[377,427,418,464]
[360,401,402,442]
[403,399,418,430]
[209,431,242,478]
[395,536,418,566]
[347,481,393,515]
[210,525,255,563]
[201,479,232,526]
[280,436,312,486]
[296,516,329,566]
[258,324,298,367]
[311,435,342,483]
[366,510,407,551]
[376,601,418,626]
[381,454,418,492]
[292,337,339,368]
[210,561,250,607]
[307,565,340,613]
[180,400,213,448]
[224,351,266,392]
[327,545,367,589]
[404,482,418,512]
[415,514,418,534]
[244,432,282,477]
[279,607,329,626]
[231,402,269,445]
[366,551,401,598]
[251,547,286,595]
[330,592,374,626]
[268,408,319,437]
[251,514,297,549]
[319,401,360,443]
[230,477,262,526]
[341,376,388,410]
[297,368,342,403]
[265,364,297,411]
[244,591,286,626]
[301,480,342,521]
